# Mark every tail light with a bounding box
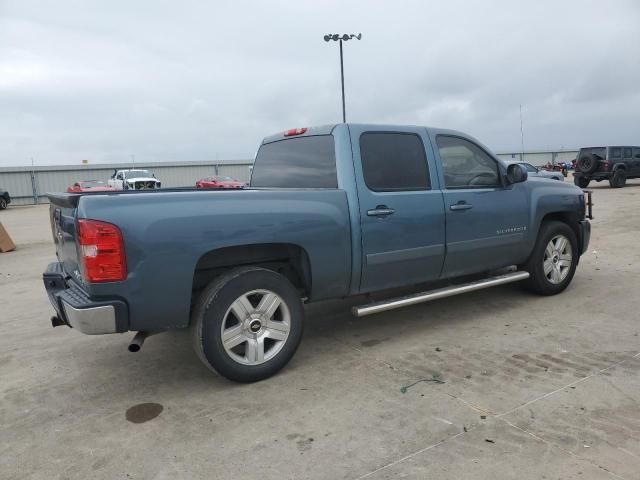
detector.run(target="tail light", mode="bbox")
[284,127,307,137]
[77,219,127,282]
[600,161,610,171]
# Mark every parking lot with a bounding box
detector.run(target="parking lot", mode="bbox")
[1,180,639,480]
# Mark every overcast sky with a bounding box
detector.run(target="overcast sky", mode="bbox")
[0,0,638,166]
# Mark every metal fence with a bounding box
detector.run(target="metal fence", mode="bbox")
[0,160,253,205]
[495,150,579,166]
[1,149,580,206]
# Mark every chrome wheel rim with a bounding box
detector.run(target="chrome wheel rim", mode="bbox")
[543,235,572,284]
[221,289,290,365]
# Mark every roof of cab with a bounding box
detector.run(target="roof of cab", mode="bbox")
[260,123,497,157]
[261,124,338,144]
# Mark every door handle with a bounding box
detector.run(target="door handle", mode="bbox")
[367,205,395,217]
[450,202,473,211]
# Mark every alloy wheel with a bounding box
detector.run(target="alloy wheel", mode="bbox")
[221,289,291,365]
[543,235,573,284]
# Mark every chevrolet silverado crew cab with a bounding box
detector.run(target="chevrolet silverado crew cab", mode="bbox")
[43,124,592,382]
[573,146,640,188]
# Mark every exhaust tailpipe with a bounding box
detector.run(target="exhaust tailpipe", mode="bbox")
[128,331,149,352]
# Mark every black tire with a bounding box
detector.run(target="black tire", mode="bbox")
[191,266,304,382]
[522,221,578,296]
[578,154,599,174]
[574,176,590,188]
[0,197,6,210]
[609,170,626,188]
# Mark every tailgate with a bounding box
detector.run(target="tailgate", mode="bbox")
[48,194,82,280]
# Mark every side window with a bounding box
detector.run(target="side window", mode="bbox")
[611,147,622,159]
[359,132,430,191]
[436,136,501,188]
[633,148,640,159]
[623,147,632,158]
[116,173,123,180]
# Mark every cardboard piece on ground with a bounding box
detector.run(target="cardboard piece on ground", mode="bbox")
[0,222,16,252]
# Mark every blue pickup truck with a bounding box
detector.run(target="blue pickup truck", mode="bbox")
[44,124,591,382]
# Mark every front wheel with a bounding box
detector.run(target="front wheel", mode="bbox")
[522,221,578,295]
[0,197,6,210]
[191,267,304,382]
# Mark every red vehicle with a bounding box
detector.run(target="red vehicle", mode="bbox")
[195,176,246,189]
[67,180,115,193]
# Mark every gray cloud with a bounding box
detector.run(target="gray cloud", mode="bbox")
[0,0,638,166]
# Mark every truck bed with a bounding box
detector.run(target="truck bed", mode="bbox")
[47,188,352,331]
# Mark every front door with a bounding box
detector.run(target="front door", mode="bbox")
[434,135,529,278]
[633,147,640,176]
[350,126,446,293]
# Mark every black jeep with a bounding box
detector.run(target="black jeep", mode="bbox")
[0,189,11,210]
[574,146,640,188]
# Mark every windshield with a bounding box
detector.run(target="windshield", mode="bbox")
[125,170,153,179]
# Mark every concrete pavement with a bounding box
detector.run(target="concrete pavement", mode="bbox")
[1,180,639,479]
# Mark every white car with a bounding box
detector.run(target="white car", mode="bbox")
[108,169,162,190]
[508,162,565,181]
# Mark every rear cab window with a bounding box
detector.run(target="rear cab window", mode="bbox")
[359,132,430,191]
[250,136,337,188]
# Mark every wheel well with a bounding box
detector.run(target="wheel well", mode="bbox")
[192,243,312,300]
[540,212,580,245]
[613,164,627,171]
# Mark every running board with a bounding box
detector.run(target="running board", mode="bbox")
[352,271,530,317]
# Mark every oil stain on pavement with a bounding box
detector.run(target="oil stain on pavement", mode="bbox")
[126,403,164,423]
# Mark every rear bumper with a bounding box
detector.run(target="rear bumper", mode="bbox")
[579,220,591,255]
[574,171,611,180]
[43,262,128,334]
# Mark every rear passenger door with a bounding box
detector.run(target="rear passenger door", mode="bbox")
[623,147,633,173]
[350,126,446,293]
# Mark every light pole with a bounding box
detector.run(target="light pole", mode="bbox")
[324,33,362,123]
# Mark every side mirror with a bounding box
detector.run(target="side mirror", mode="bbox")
[507,163,528,184]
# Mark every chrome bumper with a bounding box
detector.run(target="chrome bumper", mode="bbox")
[43,262,128,335]
[61,301,117,335]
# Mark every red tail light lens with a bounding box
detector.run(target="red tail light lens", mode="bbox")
[284,127,307,137]
[77,219,127,282]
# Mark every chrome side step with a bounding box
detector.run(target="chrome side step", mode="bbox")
[352,271,530,317]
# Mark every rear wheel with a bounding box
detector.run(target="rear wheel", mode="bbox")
[609,170,626,188]
[523,221,578,295]
[574,177,590,188]
[191,266,304,382]
[0,197,6,210]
